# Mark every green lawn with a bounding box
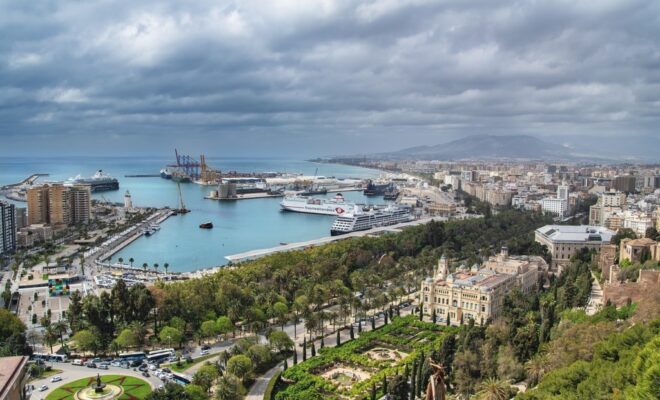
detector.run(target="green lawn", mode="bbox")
[162,352,219,373]
[28,368,63,383]
[45,375,151,400]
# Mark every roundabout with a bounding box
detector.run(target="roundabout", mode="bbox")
[45,375,151,400]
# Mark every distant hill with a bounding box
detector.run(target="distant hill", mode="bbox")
[379,135,575,160]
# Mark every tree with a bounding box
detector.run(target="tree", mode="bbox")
[72,329,97,354]
[226,354,253,382]
[184,384,208,400]
[216,316,233,341]
[247,344,272,368]
[388,374,410,400]
[164,262,170,275]
[525,354,548,387]
[142,263,148,274]
[129,257,134,267]
[268,330,294,353]
[474,377,510,400]
[216,375,244,400]
[336,330,341,346]
[146,382,187,400]
[311,342,316,357]
[302,338,307,361]
[115,328,137,350]
[159,326,182,348]
[432,308,437,324]
[350,324,355,340]
[199,320,217,342]
[293,347,298,365]
[272,302,289,330]
[192,364,219,393]
[153,263,159,274]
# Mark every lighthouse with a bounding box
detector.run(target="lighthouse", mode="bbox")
[123,190,133,209]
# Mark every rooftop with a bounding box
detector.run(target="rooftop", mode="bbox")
[0,356,28,399]
[536,225,614,243]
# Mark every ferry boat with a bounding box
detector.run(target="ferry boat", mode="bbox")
[280,193,357,216]
[330,205,414,235]
[299,185,328,196]
[68,170,119,192]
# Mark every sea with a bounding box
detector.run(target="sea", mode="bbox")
[0,157,385,272]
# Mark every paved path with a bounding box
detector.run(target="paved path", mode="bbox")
[585,272,604,316]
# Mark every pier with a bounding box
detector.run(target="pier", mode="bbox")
[225,216,444,263]
[124,174,161,178]
[205,192,285,201]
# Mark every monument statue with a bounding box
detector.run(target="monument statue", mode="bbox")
[424,361,446,400]
[93,373,106,393]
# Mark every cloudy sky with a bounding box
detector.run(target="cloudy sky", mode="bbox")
[1,0,659,158]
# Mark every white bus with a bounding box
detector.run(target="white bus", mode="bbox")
[117,351,146,362]
[146,348,175,364]
[32,353,68,362]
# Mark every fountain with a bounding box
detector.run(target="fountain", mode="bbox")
[74,374,123,400]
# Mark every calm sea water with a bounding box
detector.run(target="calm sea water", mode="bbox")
[0,157,383,271]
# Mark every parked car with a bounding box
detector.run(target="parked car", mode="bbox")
[111,361,121,367]
[138,365,148,372]
[103,357,113,362]
[98,364,109,370]
[142,371,150,378]
[200,350,210,356]
[86,362,97,368]
[92,358,101,363]
[161,368,171,373]
[39,385,48,392]
[201,345,210,350]
[72,359,83,366]
[50,376,62,383]
[130,360,141,367]
[148,364,157,371]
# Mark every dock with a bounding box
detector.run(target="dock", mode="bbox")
[225,216,444,263]
[205,192,285,201]
[124,174,161,178]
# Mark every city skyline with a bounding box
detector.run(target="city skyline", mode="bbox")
[1,0,659,158]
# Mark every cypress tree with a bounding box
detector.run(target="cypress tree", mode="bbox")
[404,363,409,378]
[320,334,324,349]
[396,306,401,317]
[416,355,424,395]
[358,320,362,333]
[419,303,424,321]
[446,314,451,326]
[389,306,394,319]
[460,313,464,326]
[384,311,389,325]
[371,316,376,330]
[302,338,307,361]
[311,342,316,357]
[336,330,341,346]
[371,382,376,400]
[410,360,417,400]
[283,359,288,371]
[293,348,298,365]
[383,375,388,393]
[350,324,355,340]
[431,308,437,324]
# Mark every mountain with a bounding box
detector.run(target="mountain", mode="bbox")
[380,135,575,161]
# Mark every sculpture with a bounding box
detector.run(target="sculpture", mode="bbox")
[93,373,106,393]
[424,361,446,400]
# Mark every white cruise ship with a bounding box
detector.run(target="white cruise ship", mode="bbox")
[280,193,357,216]
[330,205,414,235]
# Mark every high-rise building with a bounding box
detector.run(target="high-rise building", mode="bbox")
[557,184,569,201]
[612,175,636,193]
[14,208,27,230]
[26,185,49,225]
[0,201,17,256]
[70,185,91,225]
[48,184,72,226]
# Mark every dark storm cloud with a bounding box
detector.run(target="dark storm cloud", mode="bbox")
[1,0,659,157]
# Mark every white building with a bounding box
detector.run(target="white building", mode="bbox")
[535,225,615,273]
[541,197,567,217]
[123,190,133,209]
[623,211,653,237]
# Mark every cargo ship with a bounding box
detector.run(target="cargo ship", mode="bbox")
[363,180,394,196]
[280,193,357,216]
[330,205,413,235]
[383,187,400,200]
[67,170,119,192]
[160,168,173,179]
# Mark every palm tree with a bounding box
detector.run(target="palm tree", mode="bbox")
[142,263,148,274]
[164,263,169,276]
[475,378,510,400]
[129,257,134,268]
[118,257,123,265]
[525,354,548,387]
[153,263,159,274]
[53,320,68,347]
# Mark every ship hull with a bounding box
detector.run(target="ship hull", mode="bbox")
[280,204,344,216]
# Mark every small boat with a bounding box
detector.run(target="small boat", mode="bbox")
[199,222,213,229]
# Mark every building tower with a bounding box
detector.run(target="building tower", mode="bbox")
[557,183,569,202]
[1,201,16,256]
[47,184,72,226]
[123,190,133,209]
[70,185,91,225]
[436,255,449,280]
[26,185,50,225]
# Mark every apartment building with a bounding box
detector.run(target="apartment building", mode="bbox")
[0,201,16,256]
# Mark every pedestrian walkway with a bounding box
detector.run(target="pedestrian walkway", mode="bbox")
[585,272,603,316]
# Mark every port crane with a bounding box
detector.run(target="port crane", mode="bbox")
[174,182,190,214]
